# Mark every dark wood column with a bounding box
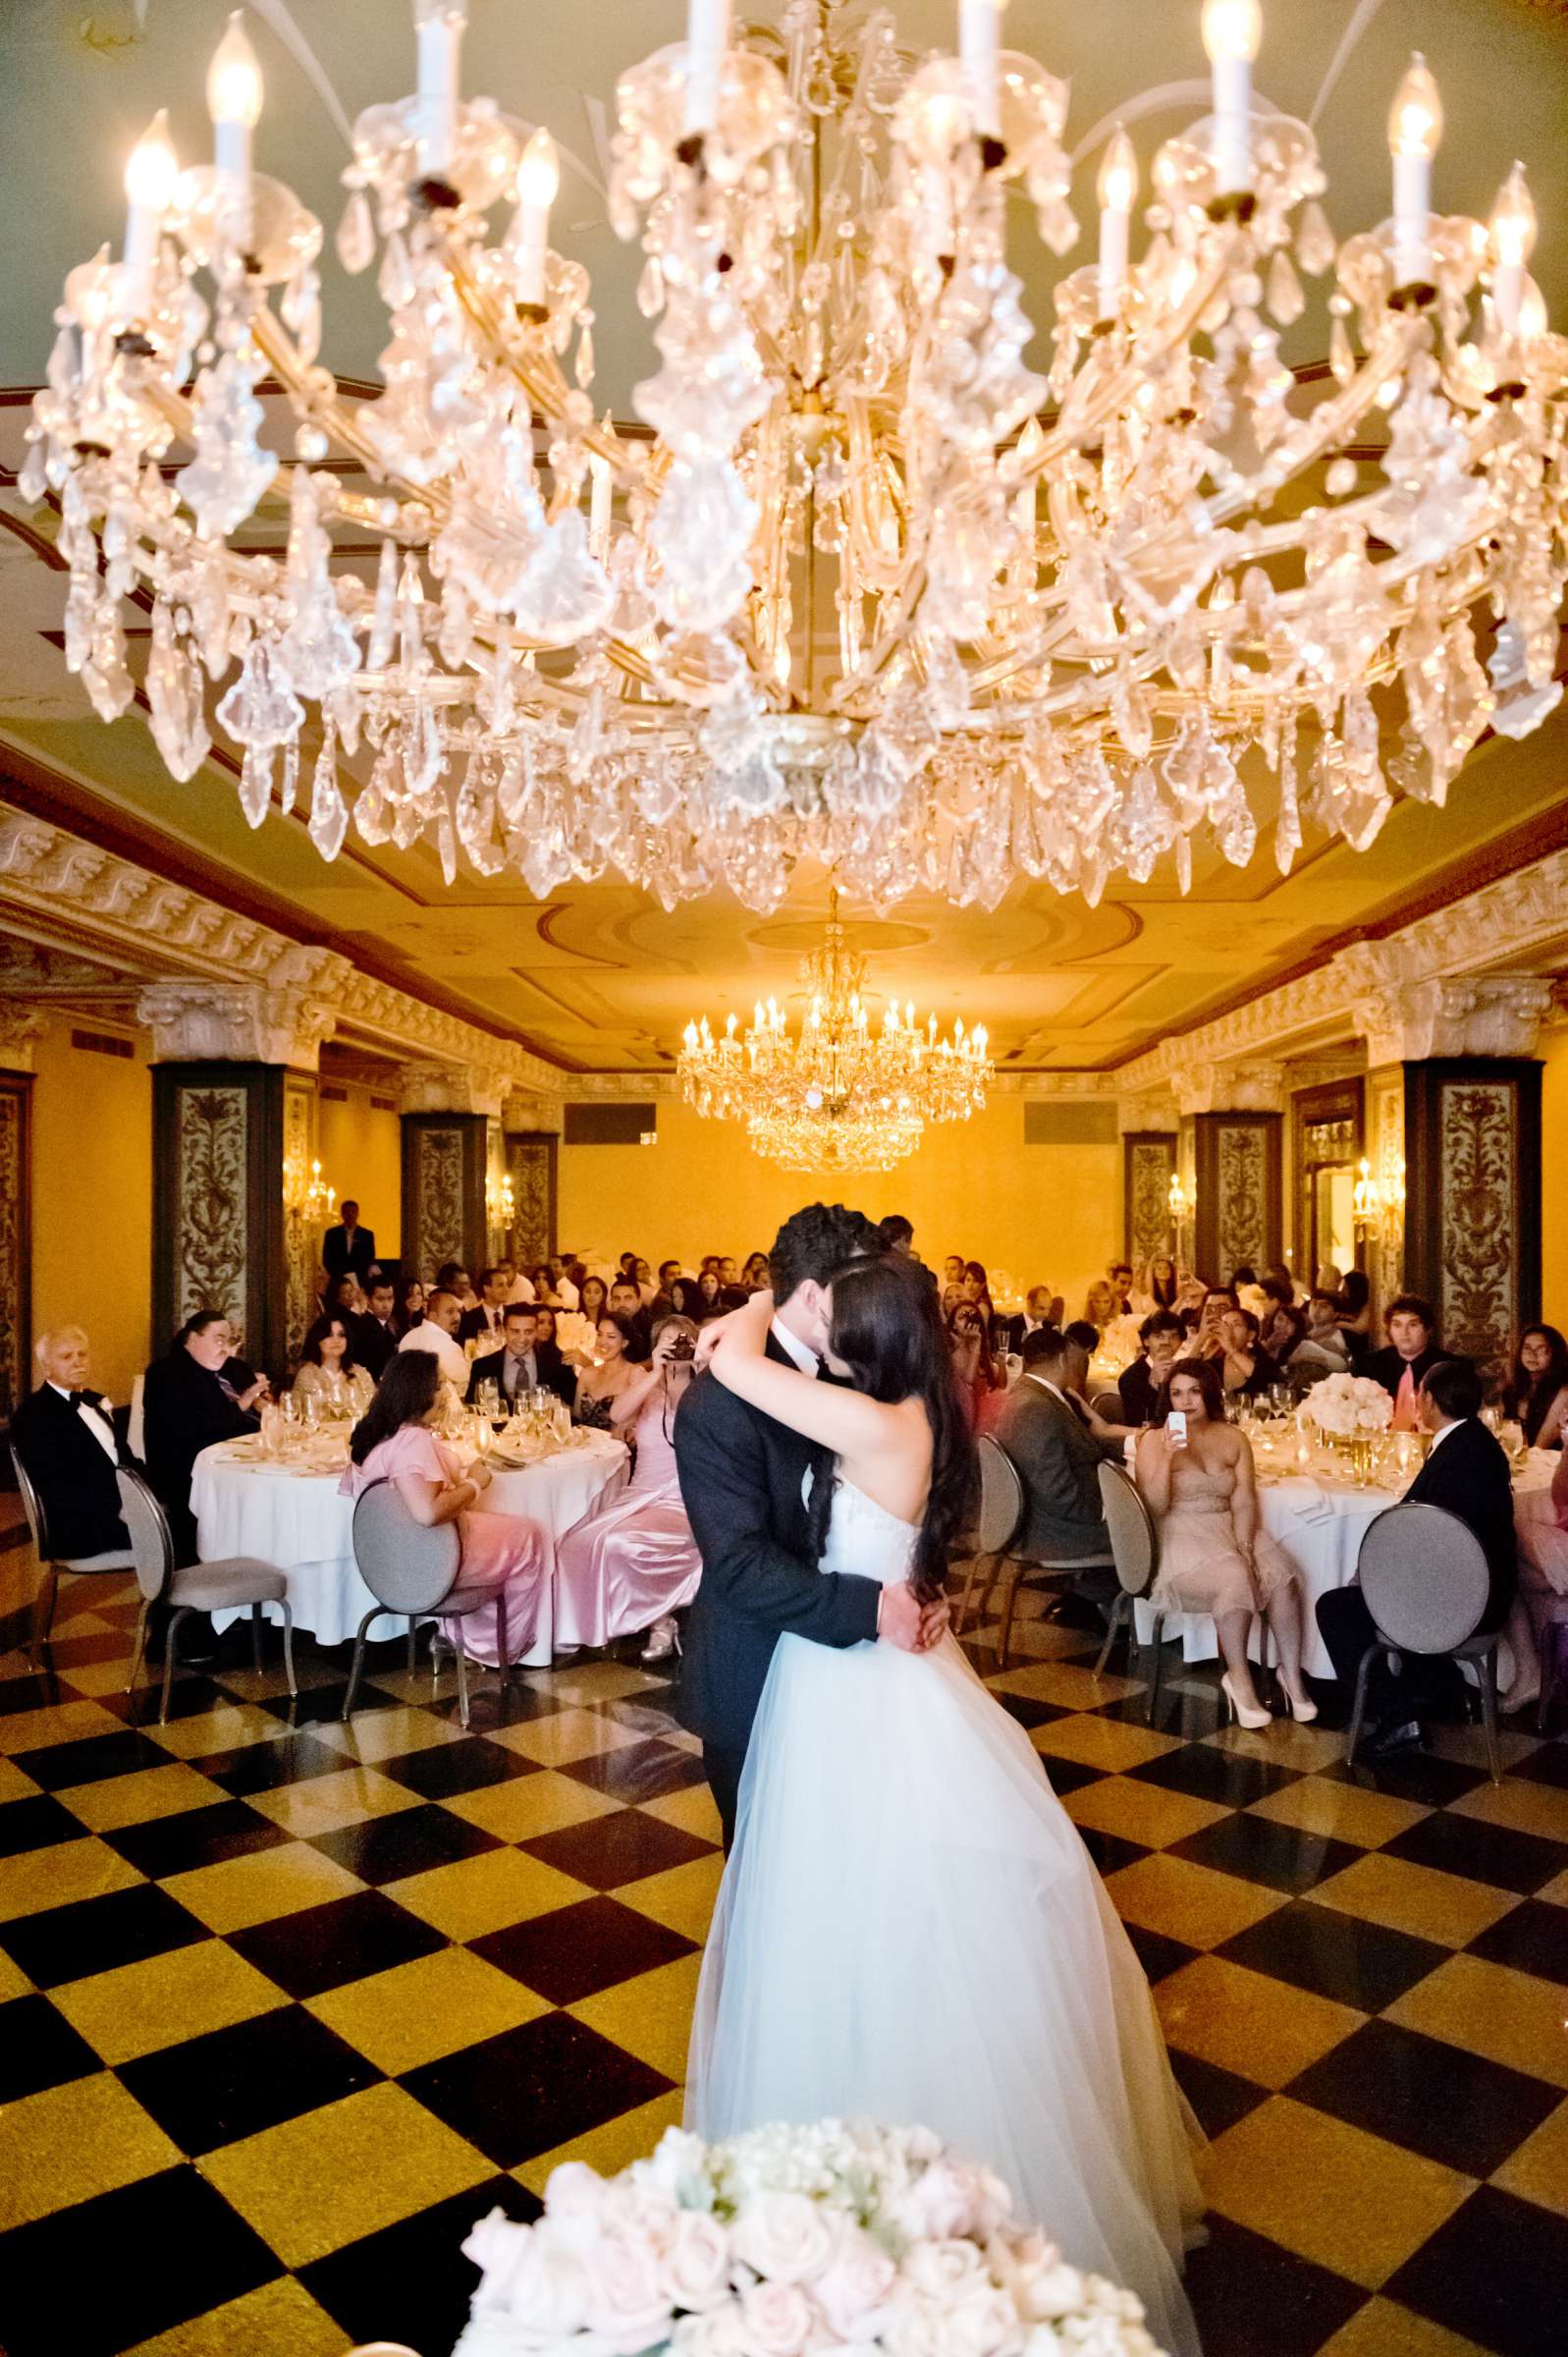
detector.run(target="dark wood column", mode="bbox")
[1402,1058,1541,1365]
[1194,1111,1283,1283]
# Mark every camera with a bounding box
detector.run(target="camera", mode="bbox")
[668,1334,696,1362]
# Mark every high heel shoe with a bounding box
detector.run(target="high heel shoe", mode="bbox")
[641,1617,682,1665]
[1283,1685,1320,1725]
[1220,1672,1272,1730]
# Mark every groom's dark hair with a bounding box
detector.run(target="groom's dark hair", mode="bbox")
[769,1203,882,1304]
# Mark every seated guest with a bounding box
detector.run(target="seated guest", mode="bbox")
[1108,1261,1136,1314]
[1299,1291,1353,1374]
[1317,1357,1516,1758]
[527,1263,563,1308]
[393,1278,426,1337]
[292,1314,375,1418]
[323,1271,365,1324]
[397,1288,469,1389]
[459,1266,513,1349]
[1363,1294,1446,1430]
[576,1273,610,1328]
[11,1327,130,1558]
[142,1311,269,1600]
[947,1298,996,1426]
[633,1257,660,1305]
[1062,1318,1132,1440]
[1136,1256,1180,1311]
[1001,1284,1065,1352]
[1504,1447,1568,1712]
[1213,1303,1276,1399]
[1503,1324,1568,1450]
[1136,1356,1315,1727]
[1192,1288,1237,1358]
[1336,1269,1373,1360]
[943,1253,966,1291]
[960,1262,997,1347]
[547,1258,579,1310]
[353,1277,399,1380]
[666,1277,703,1323]
[574,1312,644,1428]
[650,1259,684,1317]
[467,1303,573,1410]
[741,1250,772,1291]
[1083,1278,1121,1333]
[555,1315,703,1663]
[322,1199,377,1284]
[1118,1310,1184,1427]
[436,1262,478,1314]
[1263,1261,1306,1308]
[993,1326,1120,1621]
[608,1278,653,1359]
[341,1351,548,1670]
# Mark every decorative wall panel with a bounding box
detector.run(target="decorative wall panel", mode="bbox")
[506,1132,557,1271]
[0,1075,31,1419]
[1195,1112,1282,1284]
[401,1114,487,1281]
[1366,1067,1406,1313]
[1122,1133,1176,1268]
[1403,1059,1541,1372]
[152,1064,288,1378]
[282,1076,318,1364]
[172,1085,249,1340]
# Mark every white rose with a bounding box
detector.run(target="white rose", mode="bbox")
[671,2295,748,2357]
[485,2226,592,2338]
[812,2222,897,2339]
[639,2128,717,2209]
[579,2232,676,2356]
[901,2162,981,2241]
[662,2208,733,2313]
[730,2192,838,2285]
[545,2162,613,2251]
[738,2280,815,2357]
[896,2245,1021,2357]
[462,2208,531,2303]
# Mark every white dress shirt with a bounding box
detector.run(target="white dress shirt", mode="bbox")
[504,1273,537,1304]
[555,1277,579,1311]
[49,1380,117,1462]
[771,1316,821,1376]
[398,1322,469,1388]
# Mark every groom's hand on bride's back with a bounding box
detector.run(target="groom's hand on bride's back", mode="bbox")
[878,1583,948,1652]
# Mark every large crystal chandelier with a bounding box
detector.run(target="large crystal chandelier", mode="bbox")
[24,0,1568,915]
[677,894,990,1170]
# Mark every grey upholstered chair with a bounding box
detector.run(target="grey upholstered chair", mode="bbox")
[954,1434,1115,1672]
[1093,1460,1174,1721]
[10,1443,135,1665]
[117,1466,296,1726]
[1089,1389,1125,1421]
[1349,1501,1503,1782]
[343,1476,506,1730]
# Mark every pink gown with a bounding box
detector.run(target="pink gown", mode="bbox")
[1150,1447,1297,1619]
[342,1425,549,1668]
[553,1394,702,1647]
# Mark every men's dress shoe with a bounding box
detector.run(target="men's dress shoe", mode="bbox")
[1363,1719,1426,1762]
[1045,1594,1107,1632]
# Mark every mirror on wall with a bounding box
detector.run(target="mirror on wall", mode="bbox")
[1293,1082,1365,1286]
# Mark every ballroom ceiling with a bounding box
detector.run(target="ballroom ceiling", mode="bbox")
[2,0,1567,1077]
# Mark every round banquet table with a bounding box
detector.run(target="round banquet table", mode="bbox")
[1132,1448,1557,1681]
[191,1428,629,1662]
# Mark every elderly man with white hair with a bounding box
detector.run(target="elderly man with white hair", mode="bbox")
[10,1327,130,1559]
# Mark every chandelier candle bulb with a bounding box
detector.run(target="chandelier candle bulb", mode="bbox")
[959,0,1007,141]
[206,11,262,223]
[1489,163,1537,335]
[514,130,559,308]
[413,0,464,182]
[1388,53,1442,288]
[683,0,731,138]
[1097,129,1138,317]
[121,112,179,313]
[1202,0,1261,196]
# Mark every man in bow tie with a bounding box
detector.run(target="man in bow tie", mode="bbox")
[10,1328,131,1558]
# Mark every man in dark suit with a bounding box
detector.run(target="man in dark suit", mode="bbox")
[352,1277,399,1381]
[322,1201,377,1285]
[1117,1311,1184,1427]
[993,1327,1120,1620]
[1361,1294,1446,1430]
[10,1328,130,1560]
[459,1267,513,1351]
[608,1279,653,1362]
[467,1305,573,1409]
[674,1202,946,1851]
[1317,1356,1516,1759]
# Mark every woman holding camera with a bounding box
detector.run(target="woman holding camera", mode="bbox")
[552,1314,704,1663]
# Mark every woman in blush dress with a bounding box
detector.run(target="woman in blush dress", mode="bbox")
[340,1352,548,1669]
[291,1314,375,1418]
[571,1312,644,1431]
[1136,1356,1315,1728]
[554,1315,703,1665]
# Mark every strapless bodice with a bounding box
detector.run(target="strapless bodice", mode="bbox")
[1165,1453,1235,1515]
[817,1476,920,1584]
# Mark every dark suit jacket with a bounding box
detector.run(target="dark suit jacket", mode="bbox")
[466,1342,573,1408]
[10,1384,129,1559]
[352,1314,398,1382]
[673,1335,880,1756]
[141,1348,259,1566]
[1118,1358,1161,1427]
[322,1225,377,1281]
[1402,1416,1518,1630]
[1363,1343,1447,1403]
[993,1376,1116,1561]
[458,1305,510,1350]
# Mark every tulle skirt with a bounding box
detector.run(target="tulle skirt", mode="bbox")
[1152,1503,1297,1620]
[686,1626,1206,2357]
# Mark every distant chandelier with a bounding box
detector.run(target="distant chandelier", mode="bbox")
[25,0,1568,915]
[677,894,990,1170]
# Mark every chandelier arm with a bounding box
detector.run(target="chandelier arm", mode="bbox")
[440,245,634,478]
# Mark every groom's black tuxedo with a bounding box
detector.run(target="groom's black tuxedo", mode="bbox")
[673,1332,881,1845]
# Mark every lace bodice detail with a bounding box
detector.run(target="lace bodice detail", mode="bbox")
[1165,1449,1237,1515]
[817,1475,920,1583]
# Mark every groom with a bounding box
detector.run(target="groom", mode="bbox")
[674,1201,949,1852]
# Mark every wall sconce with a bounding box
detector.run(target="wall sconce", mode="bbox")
[1167,1170,1192,1222]
[283,1154,336,1222]
[486,1170,516,1229]
[1353,1153,1406,1236]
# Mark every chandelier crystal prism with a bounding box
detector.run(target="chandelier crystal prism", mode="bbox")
[24,0,1568,915]
[677,895,991,1171]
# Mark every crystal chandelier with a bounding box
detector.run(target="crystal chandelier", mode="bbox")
[677,894,990,1170]
[24,0,1568,916]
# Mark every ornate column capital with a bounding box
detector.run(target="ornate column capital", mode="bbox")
[0,1000,50,1071]
[1354,970,1558,1067]
[399,1061,514,1119]
[135,981,338,1069]
[1175,1061,1286,1118]
[1116,1090,1179,1134]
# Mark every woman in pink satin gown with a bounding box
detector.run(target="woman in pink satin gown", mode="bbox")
[554,1315,702,1661]
[341,1351,549,1668]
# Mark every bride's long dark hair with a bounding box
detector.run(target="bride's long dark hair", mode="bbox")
[804,1253,975,1603]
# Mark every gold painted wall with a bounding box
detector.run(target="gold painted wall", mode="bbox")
[316,1085,403,1268]
[557,1098,1119,1316]
[1541,1026,1568,1325]
[29,1018,152,1402]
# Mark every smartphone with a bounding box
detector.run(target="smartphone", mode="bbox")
[1166,1409,1189,1448]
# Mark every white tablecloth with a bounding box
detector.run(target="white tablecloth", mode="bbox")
[192,1430,629,1660]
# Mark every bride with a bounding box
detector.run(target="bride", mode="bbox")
[685,1258,1205,2357]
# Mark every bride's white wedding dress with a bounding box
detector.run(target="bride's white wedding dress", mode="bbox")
[686,1478,1206,2357]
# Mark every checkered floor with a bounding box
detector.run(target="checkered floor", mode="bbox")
[1,1562,1564,2357]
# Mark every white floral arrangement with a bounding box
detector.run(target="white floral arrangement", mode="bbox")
[553,1311,597,1361]
[1303,1372,1393,1437]
[454,2121,1165,2357]
[1092,1315,1146,1378]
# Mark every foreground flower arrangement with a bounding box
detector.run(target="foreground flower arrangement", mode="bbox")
[454,2121,1166,2357]
[1303,1373,1394,1437]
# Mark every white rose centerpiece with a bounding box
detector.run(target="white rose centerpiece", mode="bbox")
[1304,1373,1393,1438]
[553,1311,596,1362]
[454,2120,1167,2357]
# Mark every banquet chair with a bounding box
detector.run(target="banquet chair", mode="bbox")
[9,1444,135,1667]
[1093,1461,1172,1722]
[1089,1390,1125,1421]
[954,1436,1115,1672]
[344,1476,505,1731]
[116,1467,297,1727]
[1348,1501,1502,1783]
